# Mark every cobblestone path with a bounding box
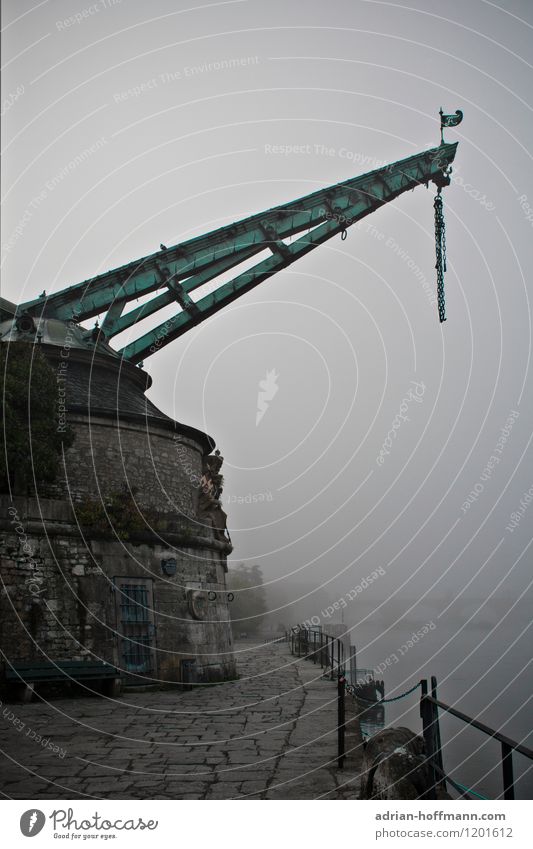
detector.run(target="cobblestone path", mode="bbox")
[0,640,363,799]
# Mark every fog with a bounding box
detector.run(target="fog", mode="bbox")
[2,0,532,798]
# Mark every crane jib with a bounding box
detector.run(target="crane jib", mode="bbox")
[18,142,458,362]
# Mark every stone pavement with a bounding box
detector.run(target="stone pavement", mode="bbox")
[0,640,363,800]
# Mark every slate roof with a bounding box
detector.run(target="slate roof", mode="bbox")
[0,317,214,451]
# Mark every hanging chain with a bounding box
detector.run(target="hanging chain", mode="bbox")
[346,680,421,704]
[441,202,447,274]
[434,188,447,323]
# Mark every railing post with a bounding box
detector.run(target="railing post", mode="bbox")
[330,638,334,680]
[313,630,317,664]
[337,672,345,769]
[501,742,515,800]
[420,679,437,799]
[431,676,446,794]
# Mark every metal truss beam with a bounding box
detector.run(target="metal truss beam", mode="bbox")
[18,142,457,361]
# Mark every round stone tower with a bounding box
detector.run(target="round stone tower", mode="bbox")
[0,311,236,688]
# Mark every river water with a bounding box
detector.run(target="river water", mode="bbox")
[349,611,532,799]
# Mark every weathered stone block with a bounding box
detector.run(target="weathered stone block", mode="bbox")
[360,727,431,800]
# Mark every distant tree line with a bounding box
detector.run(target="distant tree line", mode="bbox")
[227,563,267,635]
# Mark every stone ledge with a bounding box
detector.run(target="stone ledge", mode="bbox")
[0,495,232,554]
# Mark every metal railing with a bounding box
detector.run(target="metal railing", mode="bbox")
[286,630,533,797]
[285,628,533,798]
[420,676,533,800]
[288,625,347,768]
[262,635,287,645]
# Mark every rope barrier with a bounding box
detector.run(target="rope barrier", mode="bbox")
[347,680,421,704]
[433,763,490,801]
[447,778,489,801]
[348,677,489,800]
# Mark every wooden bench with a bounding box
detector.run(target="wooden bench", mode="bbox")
[5,660,122,702]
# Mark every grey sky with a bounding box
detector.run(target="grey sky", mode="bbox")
[2,0,532,793]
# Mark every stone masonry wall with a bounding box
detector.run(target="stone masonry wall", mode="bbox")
[52,415,203,518]
[0,497,236,686]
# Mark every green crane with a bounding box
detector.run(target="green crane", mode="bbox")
[5,140,458,362]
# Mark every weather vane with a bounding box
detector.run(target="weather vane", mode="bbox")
[440,108,463,144]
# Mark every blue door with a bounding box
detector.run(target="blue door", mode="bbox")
[114,578,156,678]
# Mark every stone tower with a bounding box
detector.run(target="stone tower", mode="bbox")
[0,311,236,688]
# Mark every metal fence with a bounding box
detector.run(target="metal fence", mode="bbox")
[288,625,347,767]
[347,671,533,799]
[286,628,533,798]
[421,676,533,800]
